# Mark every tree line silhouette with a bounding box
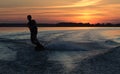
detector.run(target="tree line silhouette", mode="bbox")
[0,22,120,27]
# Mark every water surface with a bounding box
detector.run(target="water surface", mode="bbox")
[0,27,120,74]
[0,27,120,33]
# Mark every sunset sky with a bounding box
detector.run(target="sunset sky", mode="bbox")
[0,0,120,24]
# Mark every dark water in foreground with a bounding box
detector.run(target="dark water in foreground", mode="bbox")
[0,27,120,74]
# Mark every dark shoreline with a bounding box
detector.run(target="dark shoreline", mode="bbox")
[0,23,120,27]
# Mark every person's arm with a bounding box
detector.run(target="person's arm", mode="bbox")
[32,20,37,26]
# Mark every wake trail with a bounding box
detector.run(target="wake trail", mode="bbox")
[0,29,120,74]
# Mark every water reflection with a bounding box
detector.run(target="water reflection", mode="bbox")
[0,27,120,33]
[100,30,120,41]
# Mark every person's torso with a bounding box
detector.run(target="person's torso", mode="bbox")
[27,20,38,33]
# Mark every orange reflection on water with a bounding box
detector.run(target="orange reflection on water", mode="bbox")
[100,30,120,39]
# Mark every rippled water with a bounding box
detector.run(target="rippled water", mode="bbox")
[0,27,120,74]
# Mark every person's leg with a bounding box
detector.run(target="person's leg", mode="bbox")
[35,38,44,48]
[31,33,36,44]
[31,33,44,48]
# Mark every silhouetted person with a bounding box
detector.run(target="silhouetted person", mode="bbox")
[27,15,44,50]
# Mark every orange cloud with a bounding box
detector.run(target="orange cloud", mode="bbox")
[38,0,102,8]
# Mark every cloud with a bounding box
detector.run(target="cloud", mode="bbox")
[73,0,102,7]
[41,0,102,8]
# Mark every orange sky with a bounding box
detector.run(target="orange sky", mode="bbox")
[0,0,120,24]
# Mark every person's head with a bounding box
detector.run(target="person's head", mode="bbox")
[27,15,32,21]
